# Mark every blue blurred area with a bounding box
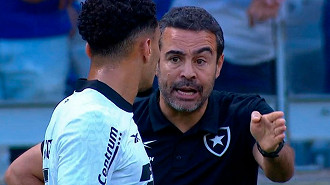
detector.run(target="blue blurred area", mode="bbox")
[153,0,173,20]
[323,0,330,93]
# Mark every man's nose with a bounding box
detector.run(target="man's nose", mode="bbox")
[180,61,196,79]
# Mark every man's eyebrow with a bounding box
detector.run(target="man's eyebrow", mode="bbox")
[193,47,213,55]
[165,50,185,57]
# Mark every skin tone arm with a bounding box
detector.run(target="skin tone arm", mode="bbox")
[247,0,284,27]
[250,111,295,182]
[5,143,44,185]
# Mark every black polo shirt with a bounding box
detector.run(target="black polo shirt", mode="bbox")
[133,90,273,185]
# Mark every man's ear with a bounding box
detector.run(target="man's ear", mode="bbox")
[216,53,224,78]
[142,38,152,64]
[85,43,92,59]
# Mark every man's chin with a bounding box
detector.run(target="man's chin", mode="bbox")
[169,101,201,113]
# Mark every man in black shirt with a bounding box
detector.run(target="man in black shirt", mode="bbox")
[5,6,294,185]
[133,6,294,185]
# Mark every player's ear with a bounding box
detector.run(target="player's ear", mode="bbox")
[85,43,92,58]
[216,53,224,78]
[142,38,152,64]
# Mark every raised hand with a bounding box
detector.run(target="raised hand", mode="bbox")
[250,111,286,153]
[247,0,283,27]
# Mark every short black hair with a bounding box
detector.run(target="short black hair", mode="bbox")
[78,0,158,57]
[159,6,224,60]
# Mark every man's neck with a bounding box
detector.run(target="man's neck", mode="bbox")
[88,59,140,105]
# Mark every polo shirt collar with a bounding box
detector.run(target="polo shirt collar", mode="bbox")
[75,78,133,112]
[149,90,221,134]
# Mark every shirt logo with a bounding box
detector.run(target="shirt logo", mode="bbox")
[131,133,140,143]
[203,127,231,157]
[143,140,157,149]
[98,127,122,185]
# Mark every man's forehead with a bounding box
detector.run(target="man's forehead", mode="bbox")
[163,27,213,37]
[161,27,217,53]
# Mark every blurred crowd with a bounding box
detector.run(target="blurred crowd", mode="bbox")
[0,0,89,103]
[0,0,329,104]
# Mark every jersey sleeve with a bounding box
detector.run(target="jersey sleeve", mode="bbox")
[56,111,119,185]
[249,95,274,115]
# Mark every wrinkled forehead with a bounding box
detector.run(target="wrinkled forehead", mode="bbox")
[160,27,217,55]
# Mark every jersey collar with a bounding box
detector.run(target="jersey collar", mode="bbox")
[75,78,133,112]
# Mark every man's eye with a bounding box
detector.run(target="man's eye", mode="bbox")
[196,59,206,65]
[170,57,180,63]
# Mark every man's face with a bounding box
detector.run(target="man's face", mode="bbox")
[157,27,223,112]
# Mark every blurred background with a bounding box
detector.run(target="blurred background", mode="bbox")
[0,0,330,184]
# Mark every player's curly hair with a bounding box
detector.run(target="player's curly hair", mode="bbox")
[78,0,157,57]
[159,6,224,61]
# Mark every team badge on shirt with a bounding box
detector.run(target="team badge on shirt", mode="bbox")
[203,127,231,157]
